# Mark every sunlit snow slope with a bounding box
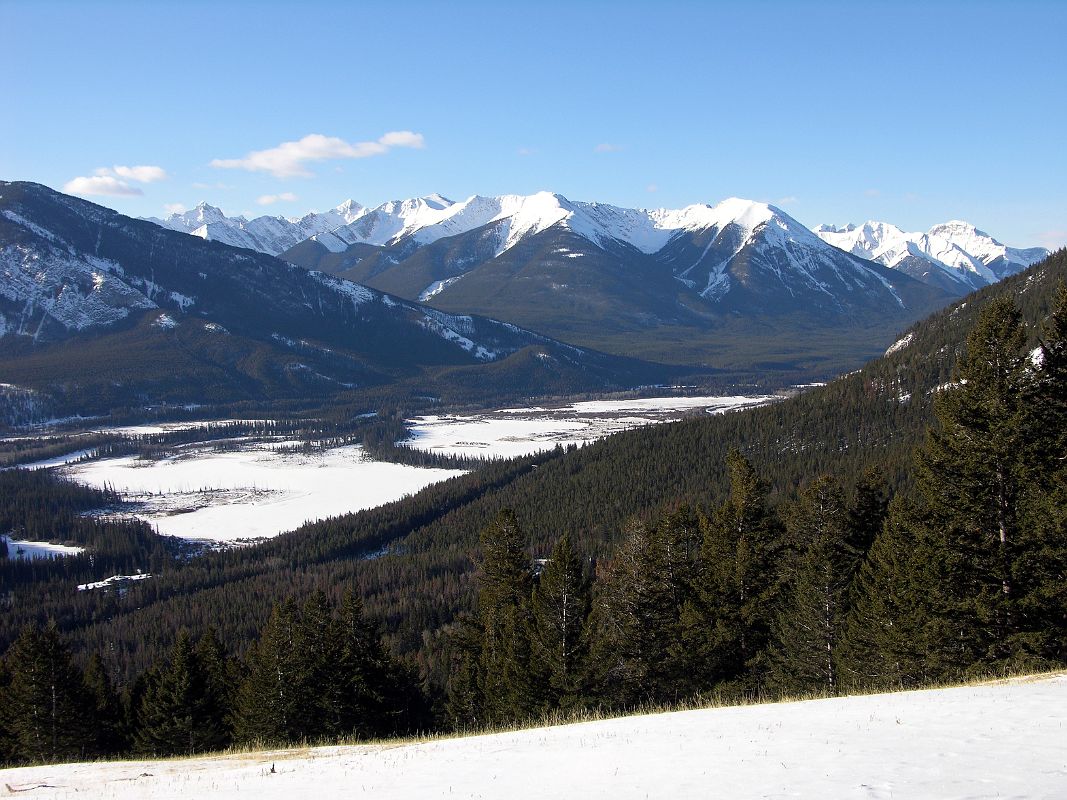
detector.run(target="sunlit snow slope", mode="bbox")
[3,674,1063,799]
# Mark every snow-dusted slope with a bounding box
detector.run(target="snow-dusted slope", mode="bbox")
[815,220,1049,292]
[4,675,1064,799]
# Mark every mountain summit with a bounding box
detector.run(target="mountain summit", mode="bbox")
[814,219,1048,293]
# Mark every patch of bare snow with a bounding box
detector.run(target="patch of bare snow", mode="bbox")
[4,675,1064,799]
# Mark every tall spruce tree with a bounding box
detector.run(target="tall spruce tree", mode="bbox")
[529,532,592,711]
[839,496,941,690]
[914,295,1031,669]
[296,592,347,739]
[1,623,95,764]
[768,476,857,696]
[83,654,126,756]
[591,510,697,707]
[135,630,229,756]
[475,509,536,724]
[193,628,238,745]
[236,599,308,744]
[683,450,781,697]
[1012,284,1067,663]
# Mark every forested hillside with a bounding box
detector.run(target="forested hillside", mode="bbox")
[0,250,1064,765]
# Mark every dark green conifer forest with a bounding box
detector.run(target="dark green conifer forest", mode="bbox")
[0,251,1064,766]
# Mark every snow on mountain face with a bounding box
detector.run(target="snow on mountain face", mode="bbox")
[147,199,371,257]
[815,219,1048,291]
[0,206,158,337]
[314,192,785,262]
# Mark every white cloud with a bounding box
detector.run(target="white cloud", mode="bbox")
[594,143,624,153]
[646,183,659,193]
[63,175,143,197]
[211,132,426,178]
[63,163,168,197]
[377,131,425,149]
[775,196,798,206]
[257,192,298,206]
[163,203,187,215]
[863,188,881,198]
[107,165,167,183]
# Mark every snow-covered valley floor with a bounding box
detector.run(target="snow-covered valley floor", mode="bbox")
[3,674,1063,799]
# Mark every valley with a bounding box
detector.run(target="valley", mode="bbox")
[12,393,778,544]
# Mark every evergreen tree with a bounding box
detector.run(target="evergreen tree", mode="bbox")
[193,628,238,744]
[0,655,15,766]
[475,509,536,724]
[444,616,485,729]
[235,599,307,744]
[529,532,592,712]
[83,654,126,756]
[1012,283,1067,663]
[336,590,427,738]
[592,512,695,707]
[846,468,890,556]
[1,623,95,764]
[684,451,781,697]
[768,476,857,696]
[135,630,228,756]
[914,295,1030,668]
[839,496,940,690]
[296,592,347,739]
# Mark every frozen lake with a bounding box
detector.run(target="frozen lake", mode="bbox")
[65,443,464,545]
[59,395,776,544]
[404,394,777,459]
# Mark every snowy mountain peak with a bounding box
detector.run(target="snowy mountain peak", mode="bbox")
[332,199,365,223]
[814,216,1048,292]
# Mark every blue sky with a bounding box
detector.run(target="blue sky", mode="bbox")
[2,0,1064,247]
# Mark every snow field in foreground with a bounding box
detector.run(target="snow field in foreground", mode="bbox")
[3,674,1064,799]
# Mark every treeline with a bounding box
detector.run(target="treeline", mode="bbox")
[0,470,176,596]
[444,290,1067,724]
[0,591,427,766]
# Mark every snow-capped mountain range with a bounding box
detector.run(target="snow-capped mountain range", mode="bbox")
[146,199,366,257]
[150,193,1047,300]
[813,220,1048,293]
[0,182,668,416]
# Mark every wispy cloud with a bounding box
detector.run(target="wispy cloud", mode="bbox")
[594,143,624,153]
[863,188,881,198]
[775,195,798,206]
[517,147,537,157]
[63,164,168,197]
[257,192,298,206]
[163,202,187,215]
[646,183,659,193]
[211,132,425,178]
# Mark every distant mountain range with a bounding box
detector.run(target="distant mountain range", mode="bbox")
[148,192,1048,369]
[0,182,674,419]
[813,220,1047,294]
[1,181,1048,421]
[150,193,1047,298]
